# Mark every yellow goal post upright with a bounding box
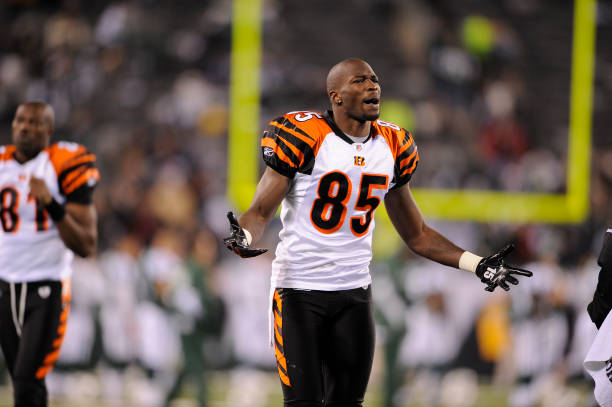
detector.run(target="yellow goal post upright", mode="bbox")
[228,0,596,224]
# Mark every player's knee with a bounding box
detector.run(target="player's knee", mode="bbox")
[13,379,47,407]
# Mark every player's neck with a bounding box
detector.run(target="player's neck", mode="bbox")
[13,148,43,164]
[13,150,32,164]
[332,112,371,140]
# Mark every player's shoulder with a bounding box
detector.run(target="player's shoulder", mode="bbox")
[372,119,411,139]
[46,141,96,174]
[0,145,16,162]
[268,111,331,141]
[373,119,415,148]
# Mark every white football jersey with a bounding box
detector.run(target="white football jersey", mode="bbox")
[0,142,99,282]
[261,111,418,291]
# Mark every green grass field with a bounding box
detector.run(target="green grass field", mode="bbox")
[0,370,594,407]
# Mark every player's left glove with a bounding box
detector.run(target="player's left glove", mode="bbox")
[475,244,533,292]
[222,212,268,258]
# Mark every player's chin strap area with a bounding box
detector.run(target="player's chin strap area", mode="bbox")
[9,282,27,337]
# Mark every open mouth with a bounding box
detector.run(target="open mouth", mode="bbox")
[363,98,380,105]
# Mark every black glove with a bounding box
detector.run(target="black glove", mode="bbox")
[475,244,533,292]
[223,212,268,258]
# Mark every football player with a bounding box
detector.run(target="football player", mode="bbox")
[588,228,612,328]
[0,102,99,406]
[584,228,612,406]
[223,58,532,407]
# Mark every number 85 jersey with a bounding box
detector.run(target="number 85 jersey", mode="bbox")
[262,110,418,291]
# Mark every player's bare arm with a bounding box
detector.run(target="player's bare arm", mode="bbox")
[384,182,465,268]
[223,166,291,257]
[385,181,532,291]
[29,176,97,257]
[239,166,291,243]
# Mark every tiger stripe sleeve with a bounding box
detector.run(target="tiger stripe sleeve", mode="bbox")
[391,129,419,190]
[261,116,316,178]
[49,143,100,204]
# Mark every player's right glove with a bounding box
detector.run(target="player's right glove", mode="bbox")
[222,212,268,258]
[475,244,533,292]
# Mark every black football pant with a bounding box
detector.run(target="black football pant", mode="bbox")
[273,286,375,407]
[588,230,612,328]
[0,279,69,407]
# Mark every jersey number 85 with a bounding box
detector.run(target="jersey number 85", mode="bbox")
[310,171,388,237]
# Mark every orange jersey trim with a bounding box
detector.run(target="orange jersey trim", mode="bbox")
[273,289,291,387]
[399,148,418,169]
[59,153,96,173]
[374,122,407,159]
[274,133,306,165]
[269,121,317,150]
[36,292,71,379]
[0,145,16,161]
[46,143,88,175]
[270,113,332,158]
[262,137,297,168]
[62,167,100,195]
[401,151,419,176]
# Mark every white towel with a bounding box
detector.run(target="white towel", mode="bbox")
[584,309,612,407]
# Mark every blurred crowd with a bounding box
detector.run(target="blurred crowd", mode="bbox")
[1,0,611,406]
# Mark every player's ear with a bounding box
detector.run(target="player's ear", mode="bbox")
[329,91,341,106]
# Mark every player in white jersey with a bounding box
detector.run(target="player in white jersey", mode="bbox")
[223,58,532,407]
[0,102,99,407]
[584,228,612,406]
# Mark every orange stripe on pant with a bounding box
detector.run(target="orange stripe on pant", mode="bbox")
[35,284,71,379]
[278,366,291,386]
[273,289,291,386]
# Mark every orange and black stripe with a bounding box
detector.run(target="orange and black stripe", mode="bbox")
[395,130,418,179]
[261,114,330,177]
[47,143,100,197]
[273,289,291,387]
[375,122,419,188]
[0,145,17,162]
[35,281,71,379]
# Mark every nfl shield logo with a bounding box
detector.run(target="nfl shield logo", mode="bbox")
[356,144,362,151]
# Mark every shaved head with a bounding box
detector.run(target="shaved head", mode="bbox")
[325,58,381,123]
[326,58,373,96]
[20,101,55,127]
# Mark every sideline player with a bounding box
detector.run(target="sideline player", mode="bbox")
[223,58,532,407]
[0,102,99,406]
[584,228,612,406]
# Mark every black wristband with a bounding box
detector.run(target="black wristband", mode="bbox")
[45,198,66,222]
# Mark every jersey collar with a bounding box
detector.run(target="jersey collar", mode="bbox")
[323,110,373,145]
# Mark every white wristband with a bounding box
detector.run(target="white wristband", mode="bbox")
[459,251,483,273]
[243,229,253,245]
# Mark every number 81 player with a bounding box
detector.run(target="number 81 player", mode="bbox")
[224,58,532,407]
[0,102,99,407]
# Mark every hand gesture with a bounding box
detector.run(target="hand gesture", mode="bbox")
[476,244,533,292]
[29,176,52,205]
[222,212,268,258]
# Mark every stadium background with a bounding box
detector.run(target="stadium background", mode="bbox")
[0,0,611,406]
